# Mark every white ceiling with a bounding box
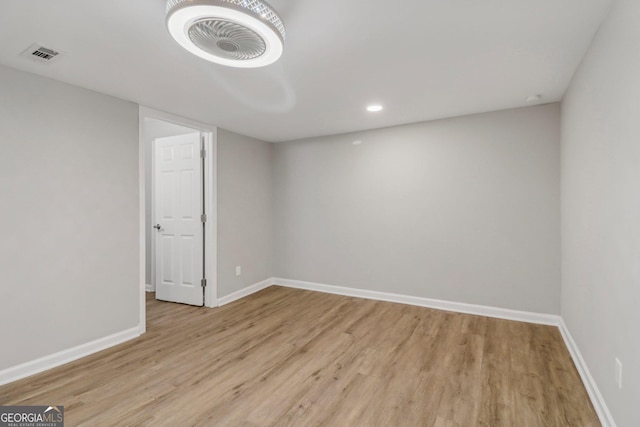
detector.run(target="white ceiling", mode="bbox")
[0,0,611,142]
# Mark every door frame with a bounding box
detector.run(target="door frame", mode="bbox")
[138,106,218,334]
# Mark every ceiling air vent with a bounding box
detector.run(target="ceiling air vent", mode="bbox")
[21,44,62,63]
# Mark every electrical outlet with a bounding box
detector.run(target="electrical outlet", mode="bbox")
[235,266,242,276]
[615,358,622,389]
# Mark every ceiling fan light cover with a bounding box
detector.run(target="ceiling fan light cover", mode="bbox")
[166,0,285,68]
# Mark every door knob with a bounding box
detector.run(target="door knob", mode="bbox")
[153,224,162,230]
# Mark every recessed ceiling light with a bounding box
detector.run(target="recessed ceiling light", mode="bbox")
[526,94,542,103]
[166,0,285,68]
[366,104,383,112]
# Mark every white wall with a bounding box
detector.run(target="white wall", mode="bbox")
[143,118,199,287]
[217,129,274,298]
[0,65,139,370]
[274,104,561,313]
[561,0,640,425]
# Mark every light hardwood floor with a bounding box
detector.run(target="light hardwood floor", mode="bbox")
[0,286,599,426]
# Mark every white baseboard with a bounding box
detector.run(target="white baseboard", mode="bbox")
[0,327,140,387]
[218,278,274,306]
[273,278,561,326]
[558,319,616,427]
[145,283,154,292]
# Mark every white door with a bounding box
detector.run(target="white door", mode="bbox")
[154,133,204,306]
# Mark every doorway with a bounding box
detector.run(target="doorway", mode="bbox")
[139,108,217,332]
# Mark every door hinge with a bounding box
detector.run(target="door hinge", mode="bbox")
[201,278,207,288]
[200,148,207,158]
[201,214,207,223]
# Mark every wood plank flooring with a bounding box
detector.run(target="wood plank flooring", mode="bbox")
[0,286,599,426]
